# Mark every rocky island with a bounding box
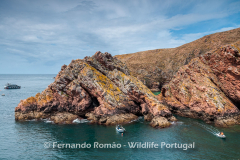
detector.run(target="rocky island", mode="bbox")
[15,28,240,128]
[15,51,176,128]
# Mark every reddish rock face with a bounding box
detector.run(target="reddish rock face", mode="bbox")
[200,45,240,104]
[15,51,175,127]
[159,44,240,127]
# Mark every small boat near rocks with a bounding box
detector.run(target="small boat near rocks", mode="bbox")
[216,132,226,138]
[116,125,125,133]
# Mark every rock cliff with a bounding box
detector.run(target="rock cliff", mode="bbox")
[159,43,240,127]
[115,27,240,91]
[15,51,175,128]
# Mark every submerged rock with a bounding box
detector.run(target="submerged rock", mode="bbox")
[159,43,240,127]
[15,51,175,127]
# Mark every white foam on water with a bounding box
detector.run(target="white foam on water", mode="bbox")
[171,121,184,125]
[73,119,81,123]
[72,119,89,123]
[194,122,220,136]
[83,119,90,123]
[45,120,54,123]
[128,116,143,123]
[42,118,54,124]
[26,119,36,121]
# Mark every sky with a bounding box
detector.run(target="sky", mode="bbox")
[0,0,240,74]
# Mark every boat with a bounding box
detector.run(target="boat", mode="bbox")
[116,125,125,133]
[2,94,5,96]
[216,132,226,138]
[4,83,21,89]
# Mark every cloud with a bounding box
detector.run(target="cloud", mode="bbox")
[0,0,239,73]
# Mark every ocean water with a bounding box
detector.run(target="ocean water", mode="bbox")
[0,74,240,160]
[153,91,161,95]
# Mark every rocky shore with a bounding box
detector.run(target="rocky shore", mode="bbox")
[15,51,175,128]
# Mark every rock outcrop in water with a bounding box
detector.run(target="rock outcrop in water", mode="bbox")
[158,43,240,127]
[15,51,175,127]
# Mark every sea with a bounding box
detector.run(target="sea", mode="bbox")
[0,74,240,160]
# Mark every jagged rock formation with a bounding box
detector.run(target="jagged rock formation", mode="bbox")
[15,51,175,128]
[115,28,240,91]
[158,43,240,127]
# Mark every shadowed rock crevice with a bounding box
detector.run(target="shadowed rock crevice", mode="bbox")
[91,97,100,108]
[162,88,166,97]
[133,101,143,116]
[229,98,240,110]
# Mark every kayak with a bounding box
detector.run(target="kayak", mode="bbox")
[216,133,226,138]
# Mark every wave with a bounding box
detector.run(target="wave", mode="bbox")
[171,121,184,125]
[128,116,144,124]
[72,118,89,123]
[193,122,220,136]
[26,119,37,121]
[42,118,54,124]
